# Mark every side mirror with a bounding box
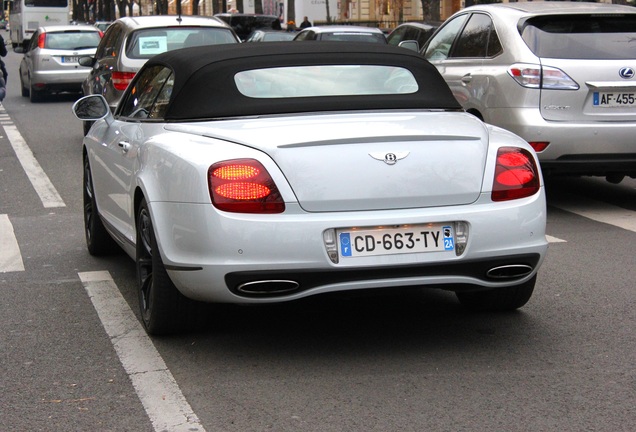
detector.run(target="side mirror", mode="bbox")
[398,40,420,52]
[78,56,95,67]
[15,40,28,54]
[72,95,112,124]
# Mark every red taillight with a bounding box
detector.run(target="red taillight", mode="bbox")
[38,32,46,49]
[209,159,285,213]
[491,147,540,202]
[529,141,550,152]
[111,72,136,91]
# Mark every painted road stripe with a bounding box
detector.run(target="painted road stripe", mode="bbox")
[0,214,25,273]
[546,235,566,243]
[78,271,206,432]
[551,195,636,233]
[3,124,65,208]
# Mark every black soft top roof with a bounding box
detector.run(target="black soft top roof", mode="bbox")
[142,42,461,120]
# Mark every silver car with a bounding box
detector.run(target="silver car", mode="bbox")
[79,15,240,134]
[19,25,102,102]
[422,2,636,183]
[72,42,547,335]
[387,22,439,51]
[293,25,387,43]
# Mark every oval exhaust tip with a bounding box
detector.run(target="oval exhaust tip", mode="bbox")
[487,264,533,280]
[237,280,300,295]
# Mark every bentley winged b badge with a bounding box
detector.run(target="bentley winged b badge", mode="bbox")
[369,151,410,165]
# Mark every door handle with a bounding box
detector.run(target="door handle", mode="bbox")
[461,74,473,84]
[118,141,131,153]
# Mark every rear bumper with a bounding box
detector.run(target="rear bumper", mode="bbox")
[225,253,543,299]
[31,82,84,94]
[488,107,636,176]
[31,69,89,88]
[540,154,636,177]
[150,190,548,304]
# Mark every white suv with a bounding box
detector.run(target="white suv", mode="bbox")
[422,2,636,183]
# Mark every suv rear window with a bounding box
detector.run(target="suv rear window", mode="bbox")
[521,14,636,59]
[125,27,237,59]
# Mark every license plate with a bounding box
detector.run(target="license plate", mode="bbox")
[338,223,455,258]
[593,92,636,107]
[62,56,79,63]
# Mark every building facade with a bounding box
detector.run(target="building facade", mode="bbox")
[168,0,617,29]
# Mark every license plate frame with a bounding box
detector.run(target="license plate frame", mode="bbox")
[593,92,636,107]
[338,223,455,258]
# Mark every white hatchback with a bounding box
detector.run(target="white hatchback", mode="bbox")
[19,25,102,102]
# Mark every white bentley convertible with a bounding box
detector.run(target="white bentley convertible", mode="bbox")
[73,42,548,335]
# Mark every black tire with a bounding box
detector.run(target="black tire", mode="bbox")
[20,76,28,97]
[29,83,42,102]
[83,155,118,255]
[456,275,537,312]
[136,197,195,335]
[83,120,94,136]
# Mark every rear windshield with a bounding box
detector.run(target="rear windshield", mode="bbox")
[125,27,237,59]
[234,65,418,98]
[321,32,387,43]
[521,14,636,59]
[216,15,280,40]
[45,31,101,50]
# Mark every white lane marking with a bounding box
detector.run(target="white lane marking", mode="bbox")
[78,271,206,432]
[551,195,636,233]
[0,214,25,272]
[546,235,566,243]
[3,124,65,208]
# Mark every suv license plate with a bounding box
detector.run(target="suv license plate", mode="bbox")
[338,223,455,258]
[593,92,636,107]
[62,56,80,63]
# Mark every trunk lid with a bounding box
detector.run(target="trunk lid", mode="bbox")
[540,59,636,122]
[167,112,490,212]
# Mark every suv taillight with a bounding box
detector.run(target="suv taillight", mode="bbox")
[38,33,46,49]
[209,159,285,213]
[111,72,136,91]
[492,147,540,202]
[508,64,579,90]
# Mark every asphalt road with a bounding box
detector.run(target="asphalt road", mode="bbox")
[1,47,635,432]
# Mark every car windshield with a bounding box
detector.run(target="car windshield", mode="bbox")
[521,14,636,59]
[234,65,418,98]
[45,31,100,50]
[126,27,237,59]
[321,32,387,43]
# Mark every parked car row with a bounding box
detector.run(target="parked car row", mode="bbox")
[16,3,636,184]
[15,2,636,334]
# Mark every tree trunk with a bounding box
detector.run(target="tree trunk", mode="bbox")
[115,0,126,17]
[287,0,295,24]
